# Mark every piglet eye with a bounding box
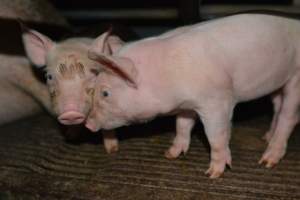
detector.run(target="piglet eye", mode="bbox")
[46,74,53,80]
[90,68,100,76]
[102,90,109,97]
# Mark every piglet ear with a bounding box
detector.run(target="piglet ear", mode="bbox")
[90,28,124,55]
[21,24,54,67]
[107,35,125,53]
[88,51,138,88]
[89,30,112,55]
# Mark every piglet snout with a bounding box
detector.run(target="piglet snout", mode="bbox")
[58,111,85,125]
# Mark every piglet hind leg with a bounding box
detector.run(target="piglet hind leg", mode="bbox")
[260,72,300,168]
[103,130,119,154]
[198,99,234,178]
[165,111,197,159]
[262,91,283,143]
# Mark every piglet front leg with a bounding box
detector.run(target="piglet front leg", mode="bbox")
[165,111,197,159]
[103,130,119,154]
[65,128,119,153]
[198,99,234,178]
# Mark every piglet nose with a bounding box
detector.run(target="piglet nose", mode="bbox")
[58,111,85,125]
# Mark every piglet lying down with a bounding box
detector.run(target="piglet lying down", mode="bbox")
[85,14,300,178]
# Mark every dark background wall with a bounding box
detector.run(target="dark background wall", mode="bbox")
[48,0,299,38]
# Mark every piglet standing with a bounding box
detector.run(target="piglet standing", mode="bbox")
[85,14,300,178]
[22,28,124,153]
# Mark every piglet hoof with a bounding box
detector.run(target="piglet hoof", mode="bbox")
[259,145,286,168]
[165,150,176,160]
[205,167,223,179]
[205,152,232,179]
[164,147,181,160]
[104,139,119,154]
[164,143,189,159]
[205,161,231,179]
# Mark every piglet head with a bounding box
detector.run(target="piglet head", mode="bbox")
[85,51,139,132]
[22,27,124,125]
[46,56,98,125]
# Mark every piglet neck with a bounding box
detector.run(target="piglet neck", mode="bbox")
[126,88,171,124]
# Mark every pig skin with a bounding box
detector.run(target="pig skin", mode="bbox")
[0,0,68,124]
[0,54,52,124]
[86,14,300,178]
[0,0,118,153]
[22,33,121,154]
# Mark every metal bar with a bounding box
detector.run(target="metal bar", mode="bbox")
[200,5,300,18]
[61,9,178,20]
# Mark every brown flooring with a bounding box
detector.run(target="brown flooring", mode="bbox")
[0,112,299,200]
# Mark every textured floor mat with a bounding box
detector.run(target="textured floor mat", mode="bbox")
[0,114,299,200]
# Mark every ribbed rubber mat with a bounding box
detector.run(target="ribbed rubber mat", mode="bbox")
[0,114,299,199]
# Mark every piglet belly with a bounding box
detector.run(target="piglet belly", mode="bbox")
[232,64,295,102]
